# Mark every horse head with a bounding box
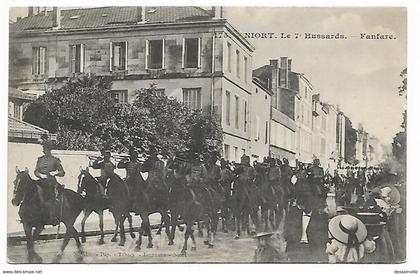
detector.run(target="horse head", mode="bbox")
[77,167,94,194]
[12,167,31,206]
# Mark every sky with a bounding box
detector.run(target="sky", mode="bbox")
[223,7,406,145]
[9,7,407,145]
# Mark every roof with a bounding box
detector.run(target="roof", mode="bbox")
[10,6,214,32]
[8,116,56,141]
[9,88,37,101]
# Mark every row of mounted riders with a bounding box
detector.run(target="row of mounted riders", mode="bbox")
[11,147,328,261]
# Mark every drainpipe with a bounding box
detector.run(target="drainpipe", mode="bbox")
[211,30,215,116]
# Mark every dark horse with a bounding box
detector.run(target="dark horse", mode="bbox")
[106,173,133,246]
[11,167,85,263]
[231,170,260,239]
[131,159,171,251]
[76,167,135,245]
[167,162,217,255]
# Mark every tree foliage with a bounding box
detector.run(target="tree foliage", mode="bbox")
[392,68,407,167]
[24,75,223,156]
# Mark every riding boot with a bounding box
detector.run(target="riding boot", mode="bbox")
[49,200,59,225]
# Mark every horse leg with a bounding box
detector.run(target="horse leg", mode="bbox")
[190,226,197,251]
[197,221,204,237]
[23,224,36,263]
[127,213,136,239]
[119,214,126,246]
[203,218,210,245]
[140,213,153,248]
[30,225,44,262]
[135,219,143,251]
[208,214,218,248]
[156,218,163,235]
[162,212,171,239]
[181,222,191,256]
[98,211,105,245]
[234,211,241,239]
[80,208,92,243]
[262,205,268,231]
[168,210,177,246]
[68,226,84,262]
[110,212,119,242]
[53,230,71,263]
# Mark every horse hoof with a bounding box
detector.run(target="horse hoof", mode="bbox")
[168,241,174,246]
[208,244,214,248]
[81,237,86,243]
[234,235,240,240]
[98,238,105,245]
[111,237,117,243]
[134,246,141,252]
[147,243,153,248]
[191,246,197,251]
[203,240,209,245]
[119,241,126,246]
[156,230,161,235]
[180,250,187,256]
[130,233,136,239]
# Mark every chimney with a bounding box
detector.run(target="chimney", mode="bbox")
[287,59,292,72]
[279,57,289,89]
[269,59,279,109]
[136,6,146,23]
[212,6,223,19]
[28,7,34,17]
[52,7,61,28]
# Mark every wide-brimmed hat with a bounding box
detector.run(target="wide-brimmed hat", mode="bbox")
[328,215,367,246]
[379,186,400,205]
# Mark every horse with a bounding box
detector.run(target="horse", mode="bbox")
[255,164,278,231]
[76,167,135,245]
[105,173,133,246]
[231,167,260,239]
[130,158,171,251]
[167,162,216,255]
[220,166,234,233]
[11,167,85,263]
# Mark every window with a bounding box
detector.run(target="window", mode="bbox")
[244,100,247,132]
[227,42,232,72]
[146,40,164,69]
[226,91,231,125]
[111,90,128,104]
[182,88,201,110]
[70,44,84,73]
[234,95,239,129]
[265,121,268,144]
[243,56,248,82]
[224,144,230,160]
[255,115,260,140]
[110,42,127,71]
[183,38,200,68]
[13,103,21,120]
[305,86,308,99]
[32,47,46,75]
[234,146,238,162]
[236,50,240,78]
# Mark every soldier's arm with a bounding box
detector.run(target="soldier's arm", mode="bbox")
[54,158,65,177]
[104,162,115,176]
[91,159,104,169]
[34,158,43,179]
[117,159,129,169]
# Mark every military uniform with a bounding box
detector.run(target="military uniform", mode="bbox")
[91,157,115,195]
[34,154,65,200]
[118,159,141,182]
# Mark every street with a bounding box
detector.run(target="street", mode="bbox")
[7,225,257,263]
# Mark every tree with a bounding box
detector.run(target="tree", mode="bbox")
[24,74,116,150]
[392,68,407,165]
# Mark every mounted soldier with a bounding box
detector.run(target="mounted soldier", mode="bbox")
[91,149,115,198]
[117,148,142,206]
[205,151,224,195]
[34,139,65,225]
[267,157,283,202]
[141,145,167,199]
[185,152,208,204]
[308,158,326,205]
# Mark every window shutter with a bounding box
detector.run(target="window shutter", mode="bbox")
[145,40,149,69]
[161,39,165,69]
[124,41,128,71]
[181,38,185,69]
[198,37,201,68]
[39,47,45,75]
[32,48,38,75]
[80,44,84,73]
[109,42,113,71]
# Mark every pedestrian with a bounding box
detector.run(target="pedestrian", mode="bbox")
[326,214,376,263]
